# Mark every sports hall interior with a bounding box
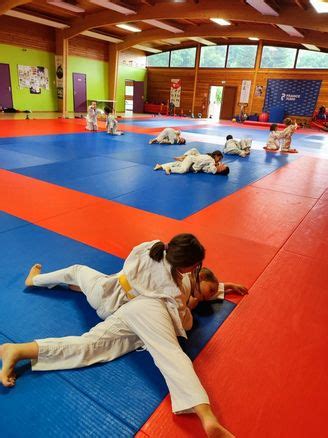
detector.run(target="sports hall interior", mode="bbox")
[0,1,327,437]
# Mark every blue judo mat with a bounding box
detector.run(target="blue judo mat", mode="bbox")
[0,132,298,219]
[0,212,235,437]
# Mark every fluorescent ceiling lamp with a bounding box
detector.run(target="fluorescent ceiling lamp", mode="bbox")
[47,1,85,13]
[89,0,136,14]
[162,38,182,45]
[116,23,141,32]
[189,37,216,46]
[277,24,303,37]
[143,19,184,33]
[210,18,231,26]
[133,45,162,53]
[310,0,328,13]
[82,31,123,43]
[302,43,320,51]
[248,37,259,40]
[245,0,279,16]
[4,10,69,28]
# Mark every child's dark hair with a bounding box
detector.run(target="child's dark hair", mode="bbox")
[104,106,110,115]
[284,118,292,125]
[149,233,205,268]
[226,135,233,141]
[270,123,277,131]
[199,267,218,284]
[210,150,223,159]
[217,166,230,176]
[178,138,186,145]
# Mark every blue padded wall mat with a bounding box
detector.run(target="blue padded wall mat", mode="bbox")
[0,212,235,436]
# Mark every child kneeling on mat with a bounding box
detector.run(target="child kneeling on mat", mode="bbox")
[104,106,123,135]
[264,123,280,151]
[223,135,252,157]
[279,118,298,153]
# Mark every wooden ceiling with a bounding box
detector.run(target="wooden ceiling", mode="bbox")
[1,0,328,52]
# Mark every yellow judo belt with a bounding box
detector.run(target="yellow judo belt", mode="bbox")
[118,274,136,300]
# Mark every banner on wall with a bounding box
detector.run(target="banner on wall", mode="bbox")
[18,65,49,91]
[170,79,182,107]
[55,55,64,100]
[239,80,252,103]
[263,79,322,116]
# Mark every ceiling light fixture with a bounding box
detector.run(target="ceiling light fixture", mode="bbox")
[302,43,320,51]
[143,19,184,33]
[277,24,304,37]
[47,1,85,13]
[210,18,231,26]
[133,45,162,53]
[189,37,216,46]
[309,0,328,13]
[248,37,259,40]
[4,10,69,28]
[245,0,279,16]
[82,31,123,43]
[89,0,136,15]
[116,23,141,32]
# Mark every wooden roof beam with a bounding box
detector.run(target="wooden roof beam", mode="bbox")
[63,0,328,38]
[116,22,328,50]
[0,0,32,15]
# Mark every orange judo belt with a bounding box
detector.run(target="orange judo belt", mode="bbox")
[118,274,137,300]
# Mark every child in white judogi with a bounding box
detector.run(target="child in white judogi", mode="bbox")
[154,148,229,175]
[86,101,102,131]
[279,118,298,153]
[264,124,280,151]
[104,106,123,135]
[149,127,186,145]
[224,135,252,157]
[1,234,246,437]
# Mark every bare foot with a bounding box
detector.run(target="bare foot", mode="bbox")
[0,344,18,387]
[25,264,42,287]
[153,164,162,170]
[203,418,235,438]
[69,285,82,292]
[165,167,171,175]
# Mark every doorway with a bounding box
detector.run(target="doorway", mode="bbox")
[220,86,237,120]
[72,73,87,113]
[0,63,13,108]
[125,80,145,114]
[208,86,223,120]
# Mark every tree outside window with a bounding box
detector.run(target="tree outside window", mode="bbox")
[170,47,197,68]
[260,46,297,68]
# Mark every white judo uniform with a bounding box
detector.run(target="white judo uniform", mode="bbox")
[161,148,217,175]
[265,131,280,150]
[223,137,252,156]
[155,127,180,144]
[30,241,217,413]
[280,123,297,151]
[106,114,118,134]
[86,105,101,131]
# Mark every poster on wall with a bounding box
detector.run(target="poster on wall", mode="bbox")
[55,56,63,99]
[18,65,49,90]
[263,79,322,116]
[255,85,263,97]
[239,80,252,103]
[170,79,182,107]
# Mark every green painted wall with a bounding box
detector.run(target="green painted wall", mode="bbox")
[0,43,57,111]
[116,65,147,112]
[0,43,147,113]
[67,56,108,112]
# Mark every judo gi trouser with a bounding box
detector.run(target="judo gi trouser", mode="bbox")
[32,296,209,413]
[32,265,128,320]
[162,156,194,174]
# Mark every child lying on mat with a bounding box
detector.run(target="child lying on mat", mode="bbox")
[223,135,252,157]
[149,127,186,145]
[0,234,246,438]
[154,148,229,175]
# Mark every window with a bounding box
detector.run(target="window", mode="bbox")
[146,52,169,67]
[199,45,227,68]
[170,47,196,68]
[226,45,257,68]
[260,46,297,68]
[296,50,328,69]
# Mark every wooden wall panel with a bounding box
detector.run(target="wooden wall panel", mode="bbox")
[0,16,55,52]
[147,67,328,120]
[68,36,108,61]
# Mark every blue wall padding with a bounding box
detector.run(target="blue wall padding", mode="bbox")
[0,213,235,437]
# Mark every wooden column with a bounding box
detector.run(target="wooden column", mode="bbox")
[191,44,201,116]
[248,41,263,114]
[108,44,119,106]
[55,30,68,118]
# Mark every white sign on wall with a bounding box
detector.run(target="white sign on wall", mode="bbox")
[170,79,182,107]
[240,80,252,103]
